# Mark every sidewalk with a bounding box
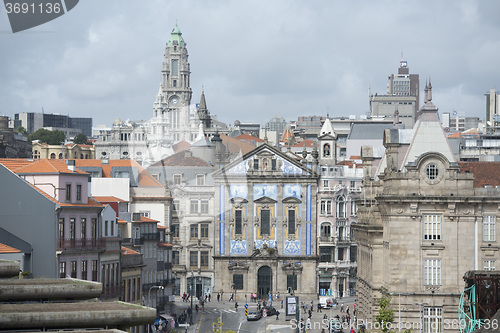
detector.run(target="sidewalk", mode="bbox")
[258,296,357,333]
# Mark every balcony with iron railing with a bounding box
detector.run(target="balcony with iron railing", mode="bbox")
[57,238,105,251]
[319,235,334,243]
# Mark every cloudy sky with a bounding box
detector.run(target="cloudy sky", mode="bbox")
[1,0,500,128]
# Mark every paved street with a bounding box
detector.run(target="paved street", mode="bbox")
[165,296,357,333]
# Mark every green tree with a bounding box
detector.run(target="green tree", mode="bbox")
[28,128,66,145]
[15,126,27,135]
[73,133,88,144]
[375,290,394,333]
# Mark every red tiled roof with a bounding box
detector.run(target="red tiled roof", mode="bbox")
[158,242,173,247]
[132,216,158,223]
[121,246,140,255]
[459,162,500,188]
[0,159,87,175]
[173,140,191,153]
[74,159,163,187]
[220,134,255,155]
[92,196,129,203]
[0,243,21,254]
[289,140,316,148]
[117,219,127,224]
[157,225,167,229]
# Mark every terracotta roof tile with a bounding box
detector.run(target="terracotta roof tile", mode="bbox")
[459,162,500,188]
[220,134,255,155]
[132,216,158,223]
[290,140,316,148]
[158,242,173,247]
[236,133,264,143]
[117,219,127,224]
[0,158,87,175]
[157,225,167,229]
[0,243,21,254]
[74,159,163,187]
[172,141,191,153]
[92,196,129,203]
[121,246,140,255]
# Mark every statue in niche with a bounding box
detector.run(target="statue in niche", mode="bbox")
[324,143,330,157]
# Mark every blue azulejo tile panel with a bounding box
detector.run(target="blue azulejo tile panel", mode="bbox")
[283,240,301,255]
[230,240,248,255]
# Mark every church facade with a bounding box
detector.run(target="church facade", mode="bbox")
[213,143,319,300]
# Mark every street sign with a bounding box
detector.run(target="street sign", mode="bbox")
[178,324,190,327]
[244,304,248,309]
[262,309,267,318]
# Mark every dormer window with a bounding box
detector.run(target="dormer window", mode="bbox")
[173,174,182,185]
[196,174,205,186]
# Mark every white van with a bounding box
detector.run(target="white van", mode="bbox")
[319,296,337,309]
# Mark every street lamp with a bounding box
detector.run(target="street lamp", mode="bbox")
[189,270,194,325]
[148,285,165,309]
[390,292,410,333]
[413,302,429,333]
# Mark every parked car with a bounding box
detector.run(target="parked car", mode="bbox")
[247,304,262,321]
[262,305,276,316]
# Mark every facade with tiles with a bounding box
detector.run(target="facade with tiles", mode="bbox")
[213,143,319,299]
[353,84,500,333]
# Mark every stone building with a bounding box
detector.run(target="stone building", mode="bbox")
[213,142,319,300]
[353,83,500,333]
[94,24,224,166]
[0,115,31,158]
[316,118,362,298]
[147,146,216,299]
[32,142,94,160]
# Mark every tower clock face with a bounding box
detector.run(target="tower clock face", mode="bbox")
[169,96,180,106]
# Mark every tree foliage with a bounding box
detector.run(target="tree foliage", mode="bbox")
[375,290,394,333]
[73,133,88,144]
[15,126,27,134]
[28,128,66,145]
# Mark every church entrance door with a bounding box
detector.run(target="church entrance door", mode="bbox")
[257,266,272,300]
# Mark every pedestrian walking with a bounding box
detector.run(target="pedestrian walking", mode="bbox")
[276,310,280,320]
[217,292,220,302]
[235,301,238,311]
[229,292,233,302]
[317,303,321,312]
[341,303,344,313]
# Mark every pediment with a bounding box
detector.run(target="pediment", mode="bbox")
[283,196,301,204]
[230,197,248,204]
[254,196,277,204]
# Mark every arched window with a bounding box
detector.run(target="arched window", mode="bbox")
[320,222,331,239]
[50,153,56,159]
[58,153,63,159]
[337,196,346,218]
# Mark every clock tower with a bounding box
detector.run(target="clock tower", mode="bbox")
[152,22,196,143]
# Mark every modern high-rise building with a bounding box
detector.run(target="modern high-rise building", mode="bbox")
[14,112,92,137]
[486,88,500,132]
[370,60,420,128]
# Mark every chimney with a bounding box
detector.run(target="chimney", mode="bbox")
[66,159,76,172]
